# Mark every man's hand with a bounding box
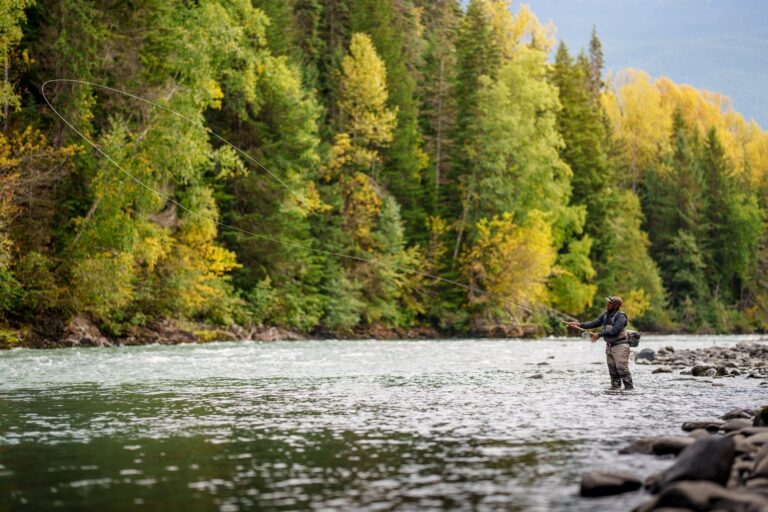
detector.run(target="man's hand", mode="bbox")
[567,321,580,329]
[590,332,600,343]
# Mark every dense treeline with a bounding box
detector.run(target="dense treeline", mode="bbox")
[1,0,766,341]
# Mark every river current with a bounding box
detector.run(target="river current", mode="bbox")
[1,335,766,511]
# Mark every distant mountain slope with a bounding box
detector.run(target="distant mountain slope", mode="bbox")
[525,0,768,128]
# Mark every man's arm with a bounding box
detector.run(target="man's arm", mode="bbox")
[600,312,627,338]
[579,313,604,330]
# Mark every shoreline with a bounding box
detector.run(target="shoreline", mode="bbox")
[2,315,767,350]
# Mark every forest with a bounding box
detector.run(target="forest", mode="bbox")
[1,0,767,342]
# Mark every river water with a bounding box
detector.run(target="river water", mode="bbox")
[1,335,766,511]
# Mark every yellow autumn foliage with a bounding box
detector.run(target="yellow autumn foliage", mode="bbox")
[335,33,397,171]
[462,210,556,319]
[342,172,383,250]
[604,69,768,188]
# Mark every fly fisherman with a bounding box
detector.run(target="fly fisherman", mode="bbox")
[568,296,633,390]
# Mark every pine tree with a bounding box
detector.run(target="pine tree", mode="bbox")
[320,32,421,329]
[348,0,428,242]
[587,26,604,102]
[643,110,709,314]
[417,0,461,217]
[700,127,762,304]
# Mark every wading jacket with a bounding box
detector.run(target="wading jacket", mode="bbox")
[579,309,628,345]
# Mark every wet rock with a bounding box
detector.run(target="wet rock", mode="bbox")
[620,438,657,455]
[651,436,735,492]
[734,435,760,455]
[716,366,728,376]
[619,436,695,456]
[723,408,755,420]
[652,367,674,374]
[536,362,549,366]
[682,421,723,433]
[580,470,642,497]
[746,477,768,489]
[636,348,656,362]
[722,418,755,433]
[653,437,698,456]
[691,365,713,377]
[527,373,544,379]
[733,457,756,475]
[705,368,717,377]
[731,427,768,438]
[687,429,713,440]
[730,369,742,376]
[747,433,768,448]
[638,481,768,512]
[754,406,768,427]
[754,447,768,478]
[755,445,768,469]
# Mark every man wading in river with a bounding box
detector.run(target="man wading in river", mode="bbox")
[568,296,633,390]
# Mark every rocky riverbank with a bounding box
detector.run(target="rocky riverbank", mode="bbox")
[2,313,554,349]
[578,342,768,510]
[581,405,768,510]
[4,314,454,349]
[635,343,768,380]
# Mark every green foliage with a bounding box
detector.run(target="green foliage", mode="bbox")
[549,236,597,315]
[0,0,764,340]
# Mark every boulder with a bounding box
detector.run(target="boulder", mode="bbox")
[653,437,698,456]
[651,436,735,492]
[722,418,755,433]
[682,421,723,433]
[692,365,713,377]
[619,436,695,456]
[754,446,768,478]
[723,408,755,420]
[754,406,768,427]
[734,427,768,438]
[61,314,112,348]
[687,429,713,440]
[745,477,768,489]
[747,433,768,448]
[734,435,760,455]
[636,348,656,362]
[639,481,768,512]
[580,470,642,497]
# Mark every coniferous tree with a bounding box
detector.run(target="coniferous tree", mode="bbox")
[348,0,428,242]
[587,26,604,102]
[416,0,461,217]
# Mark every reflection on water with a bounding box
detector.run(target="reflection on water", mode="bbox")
[0,336,766,511]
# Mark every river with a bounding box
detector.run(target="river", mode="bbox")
[1,335,766,511]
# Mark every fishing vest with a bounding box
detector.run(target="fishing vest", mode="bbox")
[603,310,628,344]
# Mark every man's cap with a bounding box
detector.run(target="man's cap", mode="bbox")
[605,296,623,306]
